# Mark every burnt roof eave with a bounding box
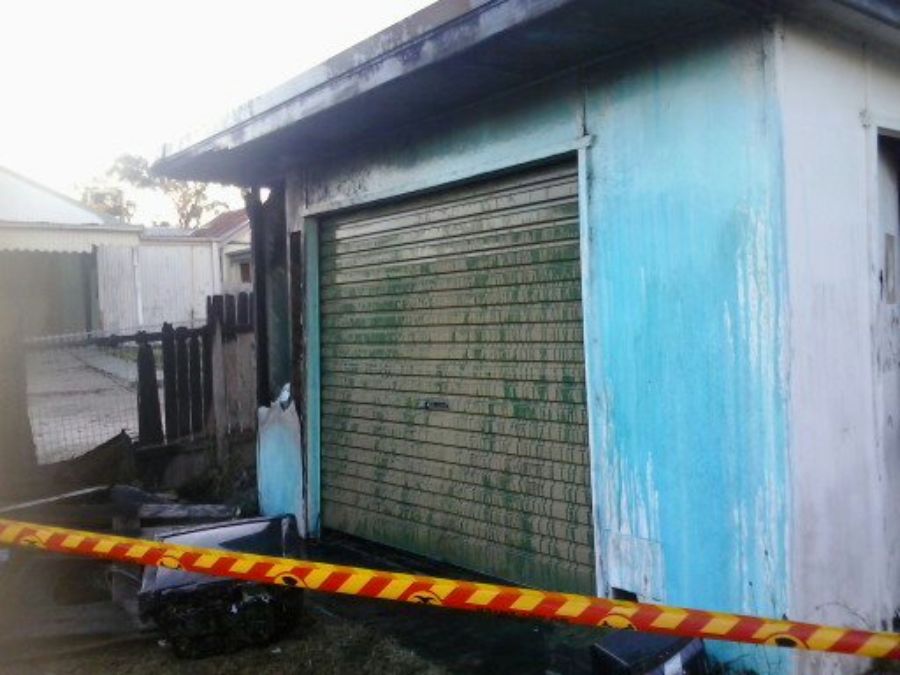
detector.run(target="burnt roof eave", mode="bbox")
[153,0,574,183]
[153,0,900,186]
[156,0,766,185]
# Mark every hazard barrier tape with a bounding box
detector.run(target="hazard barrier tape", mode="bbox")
[0,517,897,661]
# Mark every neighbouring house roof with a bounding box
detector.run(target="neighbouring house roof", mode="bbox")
[0,166,141,253]
[137,210,249,244]
[154,0,900,186]
[191,209,249,240]
[0,166,116,226]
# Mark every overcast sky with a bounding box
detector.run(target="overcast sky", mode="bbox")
[0,0,433,225]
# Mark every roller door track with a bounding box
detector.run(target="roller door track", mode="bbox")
[319,161,594,593]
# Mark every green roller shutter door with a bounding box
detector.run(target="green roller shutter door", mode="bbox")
[319,161,594,593]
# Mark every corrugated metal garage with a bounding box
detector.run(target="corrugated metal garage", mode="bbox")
[318,161,594,593]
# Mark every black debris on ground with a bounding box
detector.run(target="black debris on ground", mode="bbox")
[0,611,447,675]
[1,518,613,674]
[137,516,304,659]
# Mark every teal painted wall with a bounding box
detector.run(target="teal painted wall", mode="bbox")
[296,20,788,673]
[581,27,788,672]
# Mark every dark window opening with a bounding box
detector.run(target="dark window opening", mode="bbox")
[878,135,900,304]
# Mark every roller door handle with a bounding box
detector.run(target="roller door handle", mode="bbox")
[421,399,450,412]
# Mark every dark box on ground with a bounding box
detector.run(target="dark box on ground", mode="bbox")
[138,515,304,658]
[591,631,708,674]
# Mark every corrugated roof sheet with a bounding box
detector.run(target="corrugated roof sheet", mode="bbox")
[0,167,141,252]
[191,209,248,239]
[0,166,120,226]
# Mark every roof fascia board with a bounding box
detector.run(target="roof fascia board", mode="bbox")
[0,220,141,233]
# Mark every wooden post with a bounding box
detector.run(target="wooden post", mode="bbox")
[0,329,36,494]
[237,292,250,327]
[202,326,213,428]
[210,295,225,326]
[209,312,228,468]
[161,323,178,442]
[204,296,224,437]
[248,188,271,407]
[290,231,304,422]
[189,332,203,435]
[224,294,236,337]
[303,217,321,536]
[136,333,163,445]
[175,326,190,439]
[265,185,291,404]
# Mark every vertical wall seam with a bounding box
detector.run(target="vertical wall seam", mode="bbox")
[577,130,605,596]
[764,15,792,630]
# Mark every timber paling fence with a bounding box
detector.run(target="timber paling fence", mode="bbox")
[24,292,253,462]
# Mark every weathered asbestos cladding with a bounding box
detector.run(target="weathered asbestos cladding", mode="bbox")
[319,161,594,593]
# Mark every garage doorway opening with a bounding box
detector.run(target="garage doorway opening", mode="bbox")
[316,160,594,593]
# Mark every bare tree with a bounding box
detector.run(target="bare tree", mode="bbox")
[110,154,226,229]
[81,186,135,223]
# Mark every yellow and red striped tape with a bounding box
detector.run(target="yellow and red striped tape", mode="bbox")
[0,517,896,660]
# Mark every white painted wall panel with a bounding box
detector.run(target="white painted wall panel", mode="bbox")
[140,244,209,328]
[140,245,192,328]
[98,241,217,331]
[780,19,900,673]
[97,245,138,332]
[191,243,217,311]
